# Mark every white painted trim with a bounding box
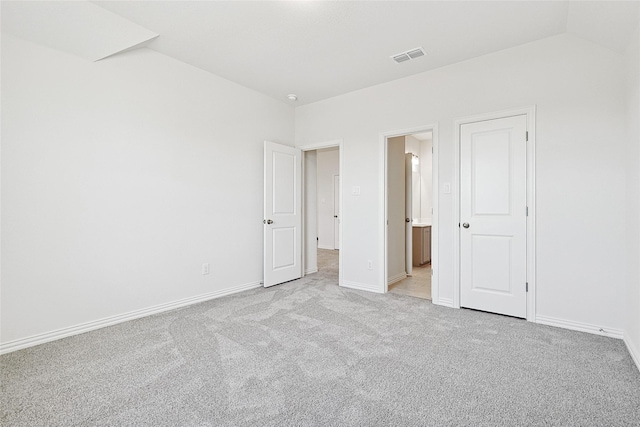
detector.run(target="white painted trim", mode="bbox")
[387,272,407,286]
[298,139,343,287]
[380,124,439,298]
[536,315,623,339]
[338,143,343,288]
[453,106,536,321]
[332,173,340,250]
[431,124,440,305]
[526,107,537,322]
[435,297,454,308]
[379,132,387,294]
[297,139,343,152]
[453,118,460,309]
[301,150,308,276]
[305,268,319,275]
[318,244,335,250]
[341,280,384,294]
[0,281,262,355]
[624,336,640,372]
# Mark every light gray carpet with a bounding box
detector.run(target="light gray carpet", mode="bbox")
[2,259,639,426]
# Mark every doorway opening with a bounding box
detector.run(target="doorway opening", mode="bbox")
[301,141,343,285]
[383,126,438,301]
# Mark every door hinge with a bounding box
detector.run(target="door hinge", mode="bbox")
[526,206,529,216]
[458,222,461,228]
[526,282,529,292]
[526,131,529,142]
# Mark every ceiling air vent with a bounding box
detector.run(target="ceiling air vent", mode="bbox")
[407,48,425,59]
[391,47,426,64]
[392,53,411,63]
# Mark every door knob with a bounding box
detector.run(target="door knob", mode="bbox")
[264,219,273,224]
[405,218,411,223]
[462,222,470,228]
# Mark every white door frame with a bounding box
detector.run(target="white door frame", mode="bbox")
[333,174,340,250]
[453,106,537,322]
[380,124,440,300]
[299,139,344,287]
[404,153,413,277]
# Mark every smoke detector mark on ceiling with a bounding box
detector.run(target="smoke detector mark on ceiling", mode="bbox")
[391,47,426,64]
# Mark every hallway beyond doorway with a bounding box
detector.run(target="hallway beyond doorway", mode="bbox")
[317,248,339,281]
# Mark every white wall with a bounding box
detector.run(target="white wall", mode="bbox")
[420,139,433,224]
[404,135,433,223]
[316,147,339,250]
[625,24,640,366]
[404,136,421,156]
[304,150,318,274]
[295,34,628,332]
[1,35,294,347]
[387,137,405,283]
[3,28,635,352]
[404,135,422,220]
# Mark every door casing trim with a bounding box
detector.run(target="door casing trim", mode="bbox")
[453,106,537,322]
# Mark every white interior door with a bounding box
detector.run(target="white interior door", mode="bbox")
[405,153,413,276]
[264,141,302,287]
[333,175,340,250]
[460,115,527,318]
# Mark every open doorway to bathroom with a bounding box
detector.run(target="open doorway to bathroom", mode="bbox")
[386,131,433,300]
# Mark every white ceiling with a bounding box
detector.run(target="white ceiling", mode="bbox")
[3,1,639,105]
[1,1,158,61]
[412,132,432,142]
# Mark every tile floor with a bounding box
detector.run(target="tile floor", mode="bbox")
[317,248,431,300]
[388,263,432,300]
[317,248,339,278]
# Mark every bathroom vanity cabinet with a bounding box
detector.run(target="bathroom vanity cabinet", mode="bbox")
[412,225,431,266]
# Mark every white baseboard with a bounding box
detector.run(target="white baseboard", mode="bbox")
[434,297,454,308]
[535,315,624,339]
[304,268,318,275]
[0,281,262,355]
[387,272,407,286]
[341,280,383,294]
[624,336,640,372]
[317,245,336,250]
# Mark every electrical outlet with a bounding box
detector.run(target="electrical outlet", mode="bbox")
[202,263,210,275]
[367,260,373,270]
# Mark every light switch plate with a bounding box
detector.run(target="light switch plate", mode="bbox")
[352,186,361,196]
